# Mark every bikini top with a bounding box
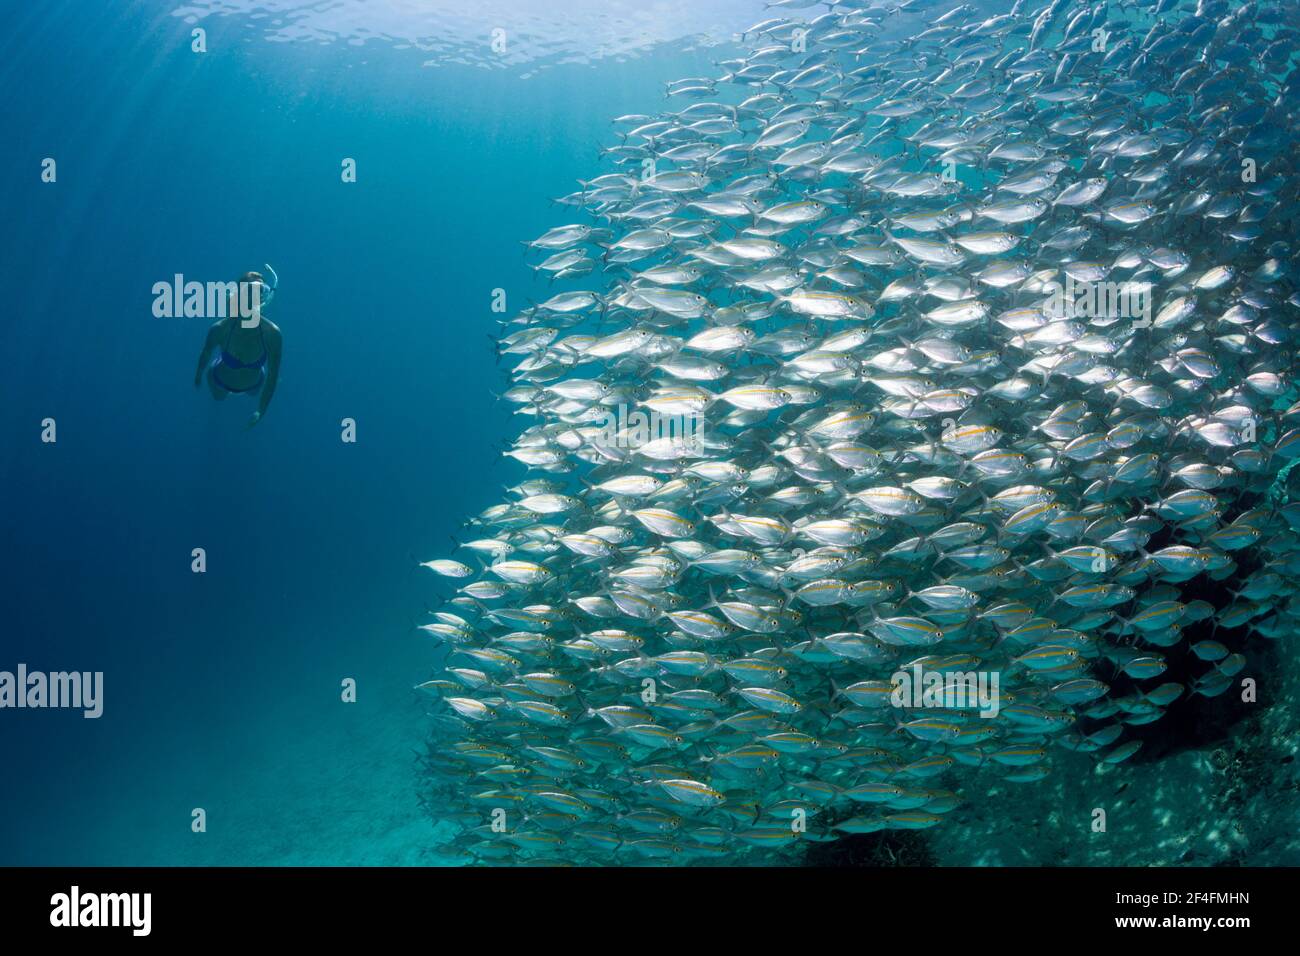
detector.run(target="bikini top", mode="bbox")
[220,322,268,371]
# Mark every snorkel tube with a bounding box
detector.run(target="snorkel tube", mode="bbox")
[261,263,279,310]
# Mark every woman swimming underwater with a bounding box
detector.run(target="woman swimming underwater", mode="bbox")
[194,266,283,429]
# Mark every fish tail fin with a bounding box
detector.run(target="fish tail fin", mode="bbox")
[951,456,975,487]
[828,676,844,702]
[802,430,830,455]
[689,740,716,764]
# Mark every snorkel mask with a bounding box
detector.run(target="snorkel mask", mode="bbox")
[238,264,279,316]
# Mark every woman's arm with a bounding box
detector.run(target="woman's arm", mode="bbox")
[248,324,283,427]
[194,323,222,386]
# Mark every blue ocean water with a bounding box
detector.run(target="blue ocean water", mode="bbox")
[0,0,764,865]
[6,0,1298,871]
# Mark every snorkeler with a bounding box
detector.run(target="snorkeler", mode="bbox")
[194,265,283,429]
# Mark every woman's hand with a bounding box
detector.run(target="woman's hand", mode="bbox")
[245,411,262,430]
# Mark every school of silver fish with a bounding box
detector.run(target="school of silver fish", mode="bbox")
[415,0,1300,864]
